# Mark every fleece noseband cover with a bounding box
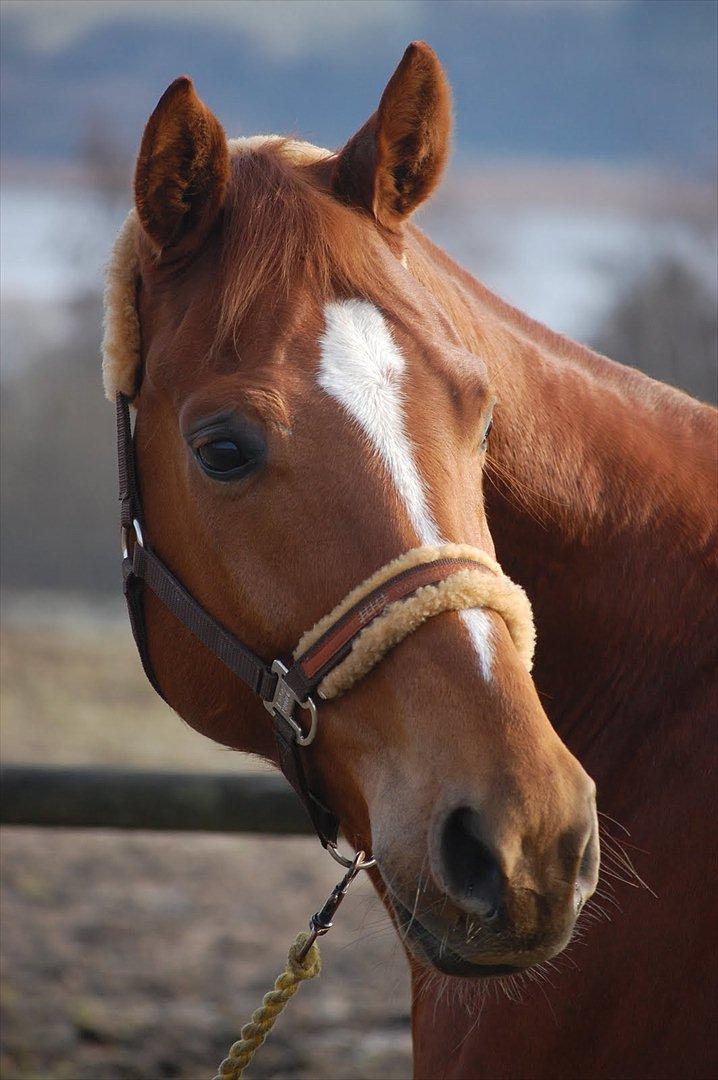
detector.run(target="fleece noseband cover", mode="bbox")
[291,544,535,702]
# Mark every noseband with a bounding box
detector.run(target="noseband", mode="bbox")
[116,394,535,864]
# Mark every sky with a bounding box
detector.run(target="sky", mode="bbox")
[2,0,716,172]
[3,1,626,57]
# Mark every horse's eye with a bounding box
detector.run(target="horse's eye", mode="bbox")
[195,434,265,480]
[480,417,493,452]
[187,414,267,481]
[197,439,246,472]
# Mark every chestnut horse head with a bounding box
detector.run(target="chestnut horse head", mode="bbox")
[104,43,598,979]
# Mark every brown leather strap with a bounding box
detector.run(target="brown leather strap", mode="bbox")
[116,394,338,848]
[130,543,278,699]
[118,395,277,702]
[272,725,340,847]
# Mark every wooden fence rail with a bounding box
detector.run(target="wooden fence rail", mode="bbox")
[0,765,315,835]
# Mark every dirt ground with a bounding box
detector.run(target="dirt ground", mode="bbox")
[1,598,412,1079]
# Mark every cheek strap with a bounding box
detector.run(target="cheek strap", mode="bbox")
[282,544,535,705]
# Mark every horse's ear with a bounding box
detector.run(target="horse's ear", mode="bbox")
[332,42,452,229]
[134,76,229,254]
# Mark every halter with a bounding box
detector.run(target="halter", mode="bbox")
[108,207,535,866]
[116,392,535,865]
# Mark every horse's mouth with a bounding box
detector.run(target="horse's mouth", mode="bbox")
[387,893,524,980]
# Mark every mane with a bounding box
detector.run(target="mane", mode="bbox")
[407,226,714,424]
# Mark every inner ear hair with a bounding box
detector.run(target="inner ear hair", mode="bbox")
[134,76,229,255]
[333,41,452,229]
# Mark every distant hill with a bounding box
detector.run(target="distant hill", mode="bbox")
[1,0,716,173]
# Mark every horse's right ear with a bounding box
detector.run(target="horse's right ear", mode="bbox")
[134,76,229,255]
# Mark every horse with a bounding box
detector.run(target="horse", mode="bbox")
[102,43,717,1080]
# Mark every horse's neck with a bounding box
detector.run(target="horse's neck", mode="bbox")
[411,230,717,747]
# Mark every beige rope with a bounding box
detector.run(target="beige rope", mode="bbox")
[213,931,322,1079]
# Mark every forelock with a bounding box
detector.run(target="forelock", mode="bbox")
[102,136,406,401]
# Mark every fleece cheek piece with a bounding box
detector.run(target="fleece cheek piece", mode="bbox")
[102,210,142,401]
[292,544,536,701]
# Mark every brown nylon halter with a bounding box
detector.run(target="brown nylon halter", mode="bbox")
[116,393,492,856]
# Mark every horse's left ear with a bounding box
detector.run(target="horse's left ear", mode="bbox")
[134,76,229,255]
[332,41,452,229]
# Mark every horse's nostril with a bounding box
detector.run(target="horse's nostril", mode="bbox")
[440,805,504,917]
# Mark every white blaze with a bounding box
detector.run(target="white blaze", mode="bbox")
[317,299,493,679]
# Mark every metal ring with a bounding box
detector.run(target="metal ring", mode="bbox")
[326,842,377,870]
[121,519,145,560]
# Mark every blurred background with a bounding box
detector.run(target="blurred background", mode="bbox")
[1,2,716,1077]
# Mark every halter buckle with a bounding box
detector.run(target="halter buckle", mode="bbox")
[263,659,318,746]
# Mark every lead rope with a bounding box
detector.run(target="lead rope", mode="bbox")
[213,851,371,1080]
